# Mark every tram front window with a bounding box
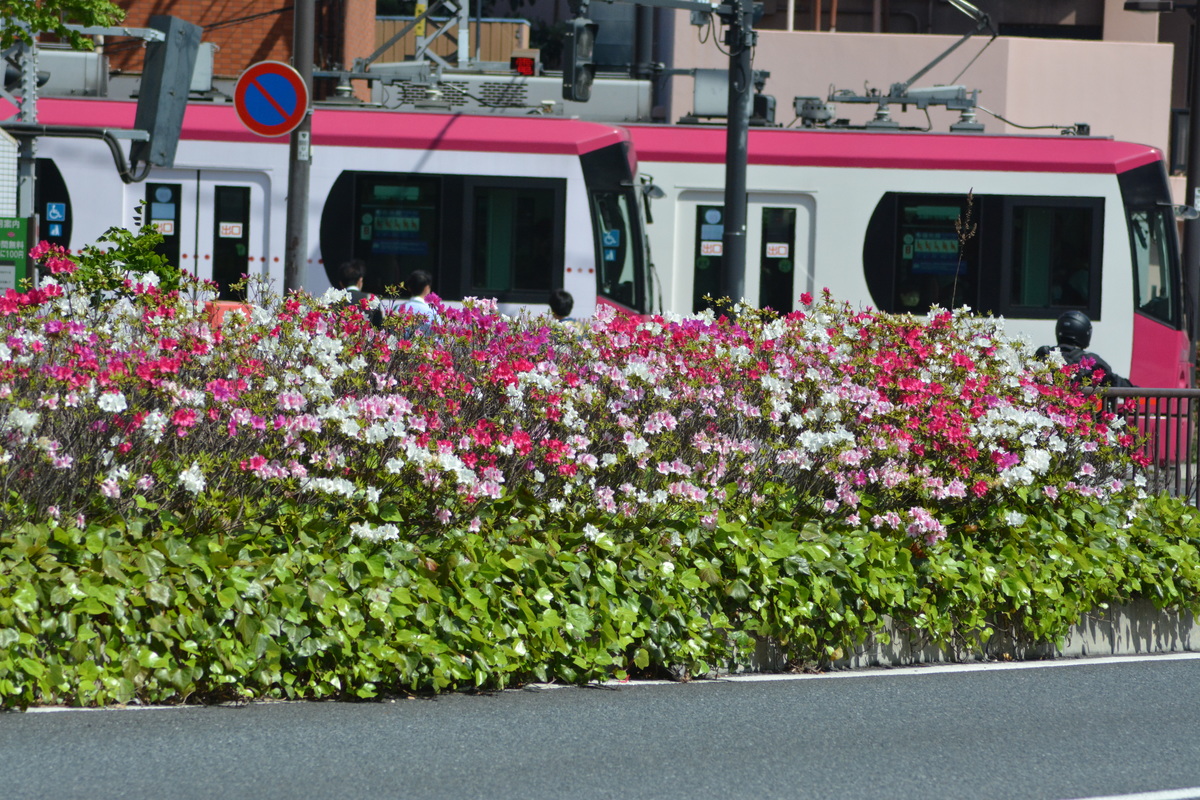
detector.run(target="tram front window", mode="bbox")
[1129,207,1175,325]
[581,143,648,313]
[593,191,641,310]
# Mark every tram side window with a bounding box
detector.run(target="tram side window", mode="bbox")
[1129,207,1175,325]
[35,159,71,249]
[760,207,797,312]
[594,191,638,309]
[1006,200,1102,317]
[353,176,440,296]
[213,186,250,301]
[471,184,558,295]
[146,183,182,270]
[693,205,724,314]
[893,196,979,314]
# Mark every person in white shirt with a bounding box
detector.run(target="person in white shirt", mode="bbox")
[390,269,438,334]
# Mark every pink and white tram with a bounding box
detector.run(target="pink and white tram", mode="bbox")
[32,98,650,317]
[629,125,1191,388]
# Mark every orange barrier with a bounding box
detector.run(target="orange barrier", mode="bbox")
[204,301,251,328]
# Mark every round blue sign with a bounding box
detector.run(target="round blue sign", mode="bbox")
[234,61,309,137]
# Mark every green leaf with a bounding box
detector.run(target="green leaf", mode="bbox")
[726,579,751,601]
[11,585,38,613]
[307,580,332,607]
[146,581,172,606]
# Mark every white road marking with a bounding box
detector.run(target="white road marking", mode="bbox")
[1060,788,1200,800]
[598,651,1200,687]
[709,651,1200,683]
[21,652,1200,711]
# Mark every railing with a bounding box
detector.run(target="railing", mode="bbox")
[1095,387,1200,505]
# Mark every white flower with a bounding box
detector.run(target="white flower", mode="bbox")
[583,523,601,542]
[5,408,40,436]
[350,522,399,542]
[661,561,675,575]
[97,391,127,413]
[1004,511,1027,527]
[1022,448,1051,474]
[322,287,351,305]
[179,461,206,495]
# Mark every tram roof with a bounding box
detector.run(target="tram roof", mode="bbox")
[626,123,1163,175]
[36,99,631,157]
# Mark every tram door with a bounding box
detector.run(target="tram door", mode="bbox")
[680,190,815,314]
[133,170,270,300]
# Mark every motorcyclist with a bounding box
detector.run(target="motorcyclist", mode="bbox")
[1035,310,1132,387]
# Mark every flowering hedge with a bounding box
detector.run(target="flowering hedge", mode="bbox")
[0,246,1143,541]
[0,233,1196,706]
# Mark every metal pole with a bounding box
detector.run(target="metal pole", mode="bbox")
[16,38,38,220]
[284,0,315,294]
[721,0,753,305]
[1185,7,1200,345]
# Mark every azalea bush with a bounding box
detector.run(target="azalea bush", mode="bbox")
[0,229,1197,707]
[0,245,1142,541]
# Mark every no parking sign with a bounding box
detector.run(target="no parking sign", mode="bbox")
[234,61,309,137]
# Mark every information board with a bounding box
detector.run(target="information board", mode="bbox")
[0,217,29,291]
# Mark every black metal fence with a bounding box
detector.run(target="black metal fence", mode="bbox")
[1097,387,1200,505]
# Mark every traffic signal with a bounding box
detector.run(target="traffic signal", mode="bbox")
[132,15,202,168]
[3,63,49,92]
[562,17,598,103]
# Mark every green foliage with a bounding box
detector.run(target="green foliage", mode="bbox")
[0,0,125,50]
[2,487,1198,708]
[71,220,182,296]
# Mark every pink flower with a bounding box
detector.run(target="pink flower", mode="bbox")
[277,390,307,411]
[172,408,198,430]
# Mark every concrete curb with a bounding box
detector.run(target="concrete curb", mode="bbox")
[749,599,1200,671]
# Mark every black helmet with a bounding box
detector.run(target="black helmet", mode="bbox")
[1055,310,1092,348]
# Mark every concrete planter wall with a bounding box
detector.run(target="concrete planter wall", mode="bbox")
[746,600,1200,673]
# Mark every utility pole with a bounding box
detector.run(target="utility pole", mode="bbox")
[1185,4,1200,343]
[562,0,755,305]
[1124,1,1200,346]
[15,35,38,219]
[721,0,755,304]
[284,0,315,293]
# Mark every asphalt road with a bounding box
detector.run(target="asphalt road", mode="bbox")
[4,654,1200,800]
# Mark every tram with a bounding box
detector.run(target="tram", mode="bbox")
[31,97,650,317]
[629,124,1191,387]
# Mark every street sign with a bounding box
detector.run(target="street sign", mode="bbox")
[0,218,30,290]
[233,61,309,138]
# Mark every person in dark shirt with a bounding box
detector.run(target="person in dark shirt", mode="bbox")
[549,288,575,322]
[337,259,383,328]
[1035,310,1132,387]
